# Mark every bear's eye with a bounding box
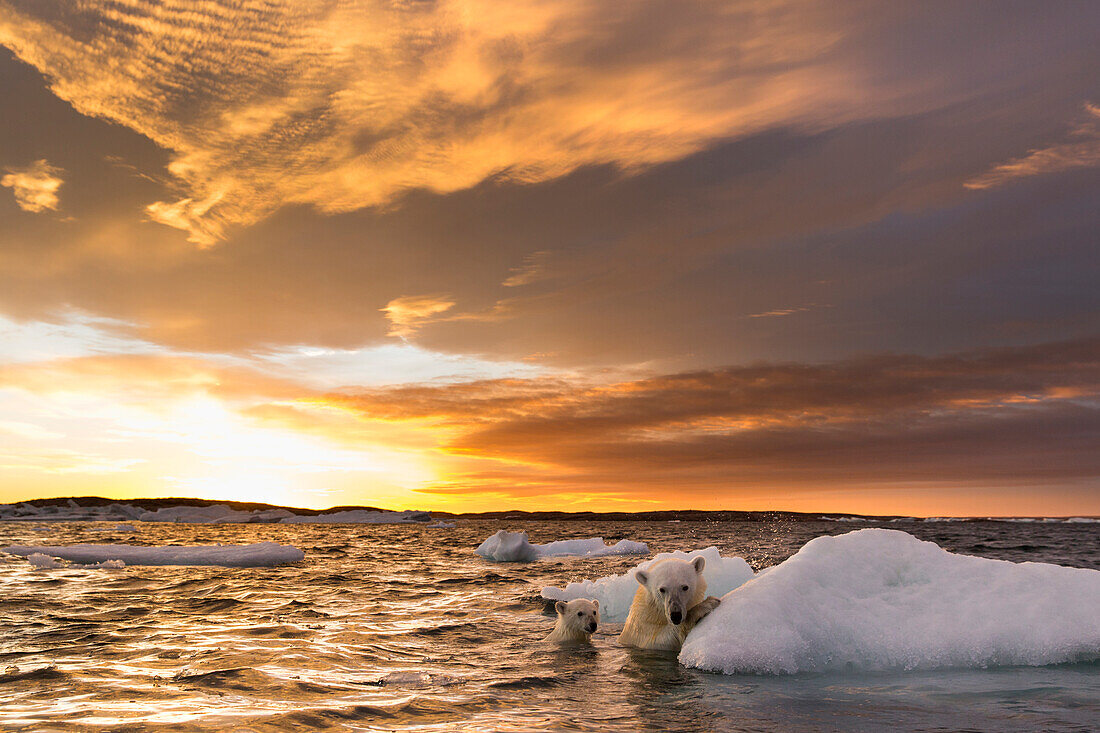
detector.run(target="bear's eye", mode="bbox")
[658,587,666,594]
[681,585,689,591]
[577,611,584,617]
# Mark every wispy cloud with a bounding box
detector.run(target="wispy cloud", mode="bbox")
[382,295,457,340]
[0,1,968,245]
[1,159,63,212]
[503,250,552,287]
[746,305,815,319]
[966,103,1100,189]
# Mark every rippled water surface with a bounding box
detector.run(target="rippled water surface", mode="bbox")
[1,519,1097,732]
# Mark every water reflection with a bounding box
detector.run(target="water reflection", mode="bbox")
[0,519,1096,731]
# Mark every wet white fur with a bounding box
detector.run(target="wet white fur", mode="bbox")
[546,598,600,644]
[618,556,720,651]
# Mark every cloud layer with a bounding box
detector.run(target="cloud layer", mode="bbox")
[327,338,1100,508]
[967,103,1100,190]
[2,158,63,212]
[6,0,1087,244]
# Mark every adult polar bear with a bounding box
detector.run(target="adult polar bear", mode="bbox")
[619,556,721,650]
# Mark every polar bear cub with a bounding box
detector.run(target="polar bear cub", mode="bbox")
[545,598,600,644]
[618,556,721,651]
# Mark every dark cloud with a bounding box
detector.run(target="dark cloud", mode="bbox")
[329,338,1100,499]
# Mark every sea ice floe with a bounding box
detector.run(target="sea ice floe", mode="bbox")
[476,530,649,563]
[679,528,1100,675]
[3,541,304,567]
[280,509,432,524]
[541,546,755,623]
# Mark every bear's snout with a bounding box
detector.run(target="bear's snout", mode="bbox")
[587,621,597,633]
[669,610,683,625]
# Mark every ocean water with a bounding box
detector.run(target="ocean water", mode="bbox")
[1,519,1097,732]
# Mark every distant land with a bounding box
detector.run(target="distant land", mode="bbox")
[3,496,1096,522]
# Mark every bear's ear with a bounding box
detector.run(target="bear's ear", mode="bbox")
[592,599,599,608]
[555,601,567,615]
[634,570,648,586]
[692,556,706,573]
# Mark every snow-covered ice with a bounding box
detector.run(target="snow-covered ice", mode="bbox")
[26,552,59,569]
[427,521,456,528]
[679,528,1100,675]
[3,541,304,567]
[541,546,755,622]
[475,530,648,563]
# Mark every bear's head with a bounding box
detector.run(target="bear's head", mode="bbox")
[634,556,705,626]
[555,598,600,634]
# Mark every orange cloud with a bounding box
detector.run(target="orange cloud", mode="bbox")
[382,295,457,339]
[0,1,944,245]
[966,103,1100,189]
[324,338,1100,507]
[1,159,64,212]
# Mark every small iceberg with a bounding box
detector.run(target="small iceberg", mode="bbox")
[679,529,1100,675]
[3,541,305,568]
[475,530,648,563]
[541,546,755,623]
[26,552,60,569]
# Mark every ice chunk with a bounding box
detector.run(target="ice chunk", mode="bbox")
[475,530,649,563]
[3,541,304,567]
[427,521,456,528]
[281,509,431,524]
[476,530,539,562]
[82,559,126,569]
[680,529,1100,675]
[541,546,754,622]
[26,553,59,569]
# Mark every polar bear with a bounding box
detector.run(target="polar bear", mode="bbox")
[618,556,721,651]
[545,598,600,644]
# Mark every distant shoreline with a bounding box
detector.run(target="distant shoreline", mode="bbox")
[2,496,1096,523]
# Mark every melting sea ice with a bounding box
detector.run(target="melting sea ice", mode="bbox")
[1,518,1097,731]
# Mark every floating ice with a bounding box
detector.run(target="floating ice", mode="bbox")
[3,541,304,567]
[475,530,648,563]
[477,530,539,561]
[541,546,755,622]
[82,559,126,569]
[26,553,59,569]
[679,529,1100,675]
[427,521,456,528]
[281,509,432,524]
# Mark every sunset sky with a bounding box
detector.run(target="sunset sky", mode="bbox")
[1,1,1097,515]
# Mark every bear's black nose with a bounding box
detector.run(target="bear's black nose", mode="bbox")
[670,611,683,625]
[587,622,597,633]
